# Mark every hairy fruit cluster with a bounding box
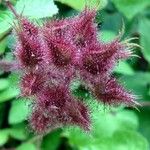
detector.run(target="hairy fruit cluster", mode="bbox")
[0,2,138,134]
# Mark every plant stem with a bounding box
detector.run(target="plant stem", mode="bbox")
[140,101,150,107]
[5,0,18,18]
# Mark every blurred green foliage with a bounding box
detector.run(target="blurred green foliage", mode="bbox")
[0,0,150,149]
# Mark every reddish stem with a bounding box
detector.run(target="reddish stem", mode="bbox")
[5,0,19,18]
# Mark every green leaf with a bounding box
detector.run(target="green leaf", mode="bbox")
[101,13,123,32]
[92,109,138,138]
[15,0,58,19]
[56,0,108,11]
[0,79,9,91]
[0,73,20,103]
[121,72,150,101]
[0,11,13,34]
[108,130,149,150]
[63,127,90,147]
[139,18,150,63]
[0,124,28,144]
[138,107,150,145]
[100,30,117,42]
[8,72,20,86]
[63,98,146,149]
[0,87,20,103]
[9,123,29,140]
[114,61,134,75]
[9,99,31,124]
[0,38,7,55]
[16,143,36,150]
[115,110,139,130]
[0,129,10,146]
[80,130,149,150]
[112,0,150,20]
[79,130,149,150]
[63,107,139,147]
[42,129,62,150]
